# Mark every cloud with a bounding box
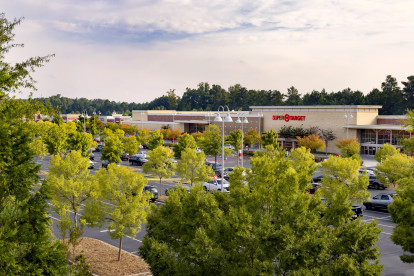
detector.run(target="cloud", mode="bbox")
[3,0,414,103]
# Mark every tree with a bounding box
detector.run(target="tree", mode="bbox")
[402,76,414,110]
[319,128,336,156]
[375,143,399,163]
[244,128,261,148]
[101,132,123,164]
[140,146,382,275]
[173,133,197,159]
[166,88,179,110]
[143,146,176,193]
[67,131,97,157]
[198,125,222,165]
[147,129,164,150]
[284,86,302,105]
[44,123,68,155]
[136,128,151,146]
[336,138,360,159]
[376,153,411,188]
[176,148,213,186]
[0,13,68,274]
[296,134,325,153]
[46,151,97,251]
[226,129,242,151]
[388,173,414,263]
[84,164,151,261]
[261,129,279,148]
[122,135,140,162]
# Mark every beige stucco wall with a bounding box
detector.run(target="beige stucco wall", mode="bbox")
[131,111,148,121]
[251,106,380,154]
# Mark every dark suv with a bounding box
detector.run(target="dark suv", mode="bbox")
[368,175,386,190]
[144,185,158,202]
[129,155,148,166]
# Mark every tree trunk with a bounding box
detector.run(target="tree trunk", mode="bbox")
[118,237,123,261]
[325,141,328,156]
[159,178,162,195]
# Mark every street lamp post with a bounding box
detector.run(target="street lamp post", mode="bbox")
[214,106,233,192]
[344,113,353,138]
[81,111,87,133]
[236,114,248,168]
[258,113,263,150]
[140,111,144,129]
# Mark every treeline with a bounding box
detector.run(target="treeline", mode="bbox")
[35,75,414,115]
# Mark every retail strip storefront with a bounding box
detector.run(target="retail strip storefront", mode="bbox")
[130,106,409,155]
[250,106,409,155]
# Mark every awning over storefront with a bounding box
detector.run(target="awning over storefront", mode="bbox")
[343,124,406,130]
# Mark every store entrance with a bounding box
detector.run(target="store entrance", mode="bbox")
[361,145,377,155]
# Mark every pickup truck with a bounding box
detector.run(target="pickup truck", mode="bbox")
[203,179,230,193]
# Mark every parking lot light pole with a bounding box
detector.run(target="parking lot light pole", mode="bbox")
[236,115,248,168]
[214,106,232,192]
[81,111,87,133]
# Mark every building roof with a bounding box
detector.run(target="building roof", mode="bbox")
[250,105,382,109]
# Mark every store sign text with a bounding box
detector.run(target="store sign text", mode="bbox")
[272,114,306,122]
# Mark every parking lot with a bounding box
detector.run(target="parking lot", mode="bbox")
[39,152,414,276]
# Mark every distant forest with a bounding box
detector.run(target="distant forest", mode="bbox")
[34,75,414,116]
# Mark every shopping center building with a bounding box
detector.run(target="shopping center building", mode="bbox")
[128,105,410,155]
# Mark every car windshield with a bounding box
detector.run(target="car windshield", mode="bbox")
[216,179,229,184]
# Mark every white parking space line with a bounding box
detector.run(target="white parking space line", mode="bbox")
[48,215,60,221]
[100,229,142,243]
[380,231,392,235]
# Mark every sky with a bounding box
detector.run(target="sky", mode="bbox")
[3,0,414,103]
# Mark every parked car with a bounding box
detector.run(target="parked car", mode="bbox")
[309,183,321,194]
[165,184,190,196]
[88,160,95,169]
[203,179,230,193]
[89,152,95,161]
[312,175,324,183]
[129,155,148,166]
[363,193,395,211]
[368,175,386,190]
[143,185,159,202]
[120,152,130,161]
[205,161,222,171]
[134,152,147,158]
[359,168,375,176]
[321,198,363,219]
[95,144,104,152]
[101,160,110,168]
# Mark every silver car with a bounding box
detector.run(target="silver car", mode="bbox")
[363,193,395,211]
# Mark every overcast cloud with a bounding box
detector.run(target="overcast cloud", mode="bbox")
[3,0,414,103]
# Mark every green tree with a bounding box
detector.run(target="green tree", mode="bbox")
[173,133,197,159]
[147,129,164,150]
[143,146,176,192]
[44,123,68,155]
[67,131,97,157]
[176,148,214,186]
[402,76,414,110]
[122,135,140,162]
[261,129,279,148]
[0,13,68,274]
[226,129,242,151]
[375,143,399,163]
[140,146,382,275]
[284,86,302,105]
[51,115,64,125]
[101,132,123,164]
[136,128,151,146]
[46,151,98,252]
[336,137,361,160]
[244,128,261,148]
[199,125,222,165]
[388,173,414,263]
[84,164,151,261]
[376,153,411,188]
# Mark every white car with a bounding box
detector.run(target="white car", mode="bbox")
[203,179,230,193]
[363,193,395,211]
[359,169,375,176]
[134,152,147,158]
